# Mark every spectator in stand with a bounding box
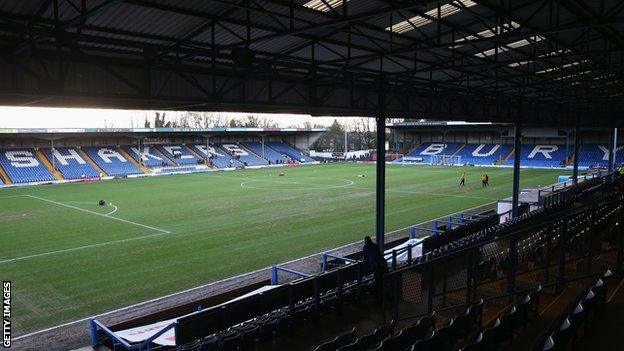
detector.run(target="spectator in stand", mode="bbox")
[363,236,388,296]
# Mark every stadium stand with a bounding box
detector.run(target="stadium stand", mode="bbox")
[266,141,315,162]
[83,147,143,177]
[396,142,464,163]
[456,144,514,165]
[577,144,624,169]
[191,144,245,169]
[155,145,200,166]
[217,143,268,166]
[43,148,100,180]
[123,146,171,167]
[241,142,288,164]
[506,144,568,167]
[0,148,56,183]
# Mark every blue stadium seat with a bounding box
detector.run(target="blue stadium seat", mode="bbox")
[455,144,514,165]
[0,148,55,183]
[122,146,172,167]
[506,145,568,168]
[154,145,199,166]
[577,144,624,169]
[241,142,288,164]
[265,141,315,163]
[395,142,464,163]
[83,147,142,177]
[191,144,245,168]
[217,143,268,166]
[43,147,100,179]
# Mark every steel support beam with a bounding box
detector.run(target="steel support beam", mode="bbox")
[609,128,618,172]
[573,125,580,185]
[511,122,522,218]
[375,116,386,252]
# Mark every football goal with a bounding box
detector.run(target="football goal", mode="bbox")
[430,154,462,166]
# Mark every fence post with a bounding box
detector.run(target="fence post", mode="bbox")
[557,222,569,292]
[288,284,295,314]
[427,264,435,314]
[314,276,320,312]
[447,216,452,230]
[407,244,412,265]
[442,266,447,307]
[321,253,327,271]
[337,269,343,304]
[507,235,518,301]
[271,265,278,285]
[586,212,594,274]
[466,248,474,304]
[545,225,553,285]
[89,319,98,347]
[392,250,397,270]
[617,206,624,277]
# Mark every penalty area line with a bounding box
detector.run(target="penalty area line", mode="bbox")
[0,195,170,265]
[26,195,168,234]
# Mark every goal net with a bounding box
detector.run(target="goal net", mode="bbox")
[430,154,462,166]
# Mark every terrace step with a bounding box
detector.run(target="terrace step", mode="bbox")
[0,162,12,184]
[451,144,466,157]
[501,146,515,163]
[117,148,151,174]
[36,149,63,180]
[184,144,216,169]
[240,142,269,161]
[152,146,178,166]
[80,149,108,176]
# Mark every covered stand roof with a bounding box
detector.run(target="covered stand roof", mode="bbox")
[0,0,623,126]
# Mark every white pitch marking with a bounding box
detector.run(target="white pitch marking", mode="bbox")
[348,185,498,200]
[0,196,170,264]
[0,194,28,199]
[0,231,171,264]
[64,201,118,216]
[26,195,168,234]
[105,202,118,216]
[240,177,354,191]
[14,200,497,340]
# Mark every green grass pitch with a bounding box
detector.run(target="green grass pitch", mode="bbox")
[0,163,567,335]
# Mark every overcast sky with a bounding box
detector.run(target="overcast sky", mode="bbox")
[0,106,360,129]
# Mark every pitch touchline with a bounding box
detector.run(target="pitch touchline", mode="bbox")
[0,231,171,264]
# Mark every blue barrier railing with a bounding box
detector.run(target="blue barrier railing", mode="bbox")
[90,318,177,351]
[321,252,358,271]
[271,265,311,285]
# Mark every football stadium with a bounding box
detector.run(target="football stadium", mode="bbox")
[1,1,624,351]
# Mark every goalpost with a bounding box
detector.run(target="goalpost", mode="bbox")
[430,154,462,166]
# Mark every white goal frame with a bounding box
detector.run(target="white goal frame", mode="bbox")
[430,154,462,166]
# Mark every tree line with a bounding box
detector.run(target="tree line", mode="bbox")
[142,111,404,152]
